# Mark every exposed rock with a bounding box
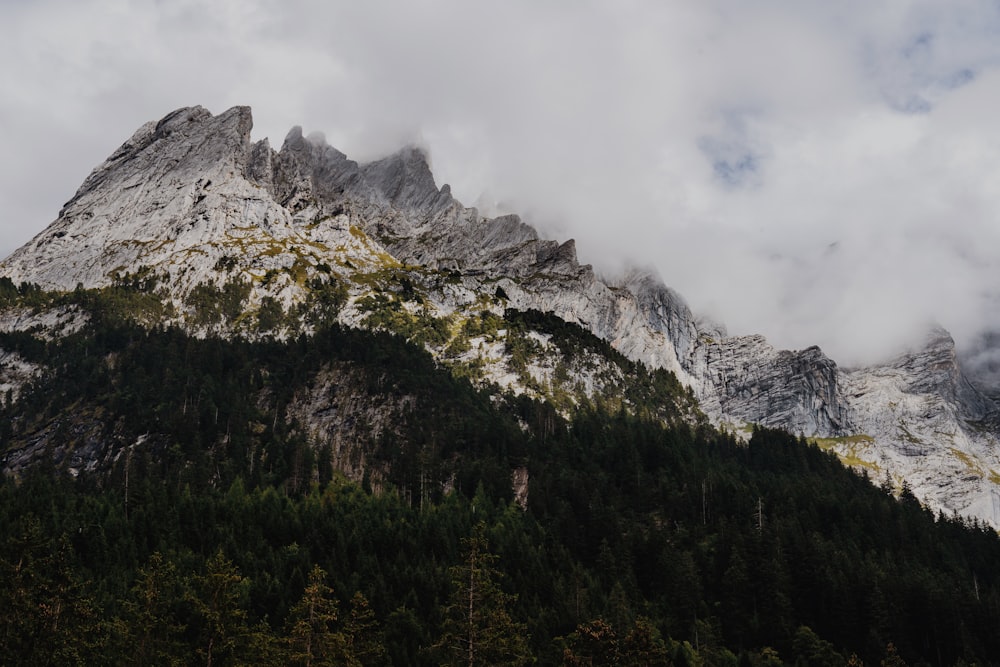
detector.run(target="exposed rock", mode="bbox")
[283,362,414,487]
[958,330,1000,402]
[617,268,700,368]
[361,146,455,216]
[0,305,89,338]
[0,349,39,403]
[511,467,529,510]
[0,105,296,293]
[842,330,1000,520]
[691,335,848,436]
[1,413,138,478]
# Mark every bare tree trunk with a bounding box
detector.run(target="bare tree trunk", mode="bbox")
[468,543,476,667]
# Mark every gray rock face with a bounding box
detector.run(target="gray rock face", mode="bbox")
[361,146,455,216]
[618,269,700,362]
[257,129,700,379]
[691,335,848,435]
[268,126,371,211]
[0,105,290,291]
[283,362,416,487]
[840,331,1000,518]
[958,330,1000,402]
[2,105,1000,524]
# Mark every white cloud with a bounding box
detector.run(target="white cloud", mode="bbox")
[3,0,1000,367]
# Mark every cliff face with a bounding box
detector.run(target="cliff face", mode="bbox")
[841,330,1000,520]
[689,335,849,436]
[2,105,999,525]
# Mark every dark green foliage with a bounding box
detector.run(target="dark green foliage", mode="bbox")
[0,276,51,308]
[0,287,999,665]
[1,419,1000,665]
[504,308,700,422]
[257,295,285,332]
[215,255,239,273]
[300,276,348,326]
[505,309,626,365]
[286,564,346,666]
[186,277,251,326]
[117,552,187,664]
[432,522,532,666]
[188,549,254,665]
[0,515,103,665]
[462,309,505,339]
[358,291,452,347]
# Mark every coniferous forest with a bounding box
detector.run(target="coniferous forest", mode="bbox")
[1,283,999,665]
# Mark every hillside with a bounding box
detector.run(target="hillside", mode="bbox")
[1,288,999,665]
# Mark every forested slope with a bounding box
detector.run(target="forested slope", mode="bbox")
[1,285,999,665]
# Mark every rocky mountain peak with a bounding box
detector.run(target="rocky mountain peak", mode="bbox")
[867,327,995,421]
[360,145,453,215]
[0,105,271,290]
[267,125,364,210]
[889,328,961,391]
[616,268,699,361]
[65,105,253,214]
[960,330,1000,402]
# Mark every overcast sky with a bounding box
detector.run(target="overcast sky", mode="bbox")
[3,0,1000,366]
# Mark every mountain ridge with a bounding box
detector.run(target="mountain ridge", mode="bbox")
[2,104,999,525]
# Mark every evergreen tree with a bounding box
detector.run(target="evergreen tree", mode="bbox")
[0,517,102,665]
[561,618,619,666]
[118,552,186,665]
[791,625,844,667]
[344,591,388,666]
[621,617,670,666]
[880,643,907,667]
[189,549,251,667]
[285,564,348,667]
[434,522,533,666]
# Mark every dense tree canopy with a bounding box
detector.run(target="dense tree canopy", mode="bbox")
[0,284,998,665]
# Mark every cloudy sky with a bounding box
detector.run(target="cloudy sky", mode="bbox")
[3,0,1000,366]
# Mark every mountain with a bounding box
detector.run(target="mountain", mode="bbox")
[3,106,1000,665]
[2,104,1000,527]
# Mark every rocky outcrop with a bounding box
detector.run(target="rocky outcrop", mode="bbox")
[361,146,456,216]
[691,335,848,436]
[0,106,297,292]
[1,414,150,479]
[958,330,1000,402]
[283,362,416,486]
[841,330,1000,521]
[0,349,39,404]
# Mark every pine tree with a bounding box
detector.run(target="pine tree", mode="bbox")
[286,564,348,667]
[344,591,388,666]
[434,522,533,666]
[561,618,618,666]
[0,518,102,664]
[791,625,843,667]
[621,617,669,666]
[119,552,185,665]
[189,549,251,667]
[880,642,907,667]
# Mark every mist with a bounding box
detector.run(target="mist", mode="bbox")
[3,1,1000,368]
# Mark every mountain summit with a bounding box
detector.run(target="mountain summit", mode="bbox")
[2,105,999,525]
